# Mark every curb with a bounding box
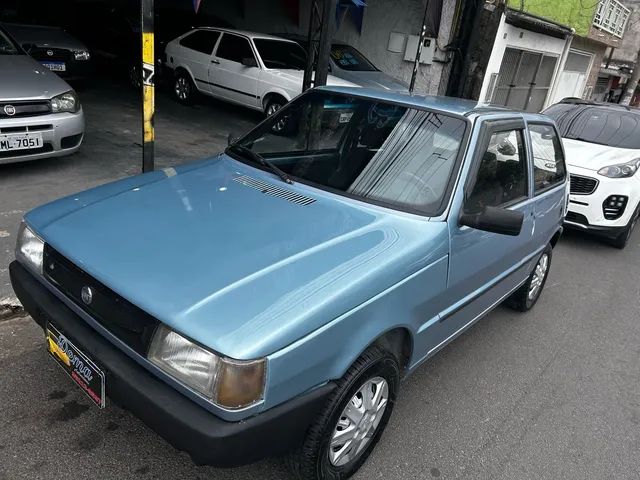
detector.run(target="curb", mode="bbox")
[0,296,25,321]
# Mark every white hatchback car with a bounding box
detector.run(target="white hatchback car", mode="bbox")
[165,28,357,115]
[544,100,640,248]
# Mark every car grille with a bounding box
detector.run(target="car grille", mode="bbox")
[570,175,598,195]
[43,245,160,355]
[565,211,589,226]
[0,101,51,118]
[30,47,71,63]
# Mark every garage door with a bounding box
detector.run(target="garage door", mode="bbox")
[550,50,593,104]
[491,48,558,112]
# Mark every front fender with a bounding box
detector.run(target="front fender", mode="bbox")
[264,251,449,410]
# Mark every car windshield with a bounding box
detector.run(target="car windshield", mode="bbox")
[0,29,20,55]
[545,103,640,149]
[330,45,377,72]
[232,91,468,215]
[254,39,307,70]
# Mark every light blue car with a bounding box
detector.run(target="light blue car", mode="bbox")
[11,87,568,480]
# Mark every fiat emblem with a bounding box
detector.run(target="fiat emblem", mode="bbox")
[3,105,16,116]
[47,50,54,56]
[81,286,93,305]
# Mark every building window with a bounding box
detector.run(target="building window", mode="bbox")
[594,0,630,38]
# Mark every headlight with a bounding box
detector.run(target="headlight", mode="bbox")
[598,159,640,178]
[15,223,44,274]
[51,91,79,113]
[148,325,266,409]
[73,50,90,61]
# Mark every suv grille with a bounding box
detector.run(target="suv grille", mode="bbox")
[570,175,598,195]
[30,47,71,63]
[43,245,159,355]
[0,101,51,118]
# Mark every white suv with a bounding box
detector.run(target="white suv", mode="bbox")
[165,28,357,115]
[544,100,640,248]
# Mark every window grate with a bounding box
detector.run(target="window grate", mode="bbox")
[593,0,630,38]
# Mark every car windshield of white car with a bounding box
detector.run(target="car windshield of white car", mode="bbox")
[233,91,468,216]
[330,45,377,72]
[254,39,306,70]
[545,104,640,149]
[0,29,20,55]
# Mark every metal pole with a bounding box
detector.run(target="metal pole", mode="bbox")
[141,0,155,173]
[410,0,431,93]
[303,0,320,91]
[315,0,337,87]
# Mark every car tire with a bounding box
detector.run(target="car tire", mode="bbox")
[610,206,639,249]
[265,96,286,118]
[506,243,552,312]
[173,70,195,105]
[287,345,399,480]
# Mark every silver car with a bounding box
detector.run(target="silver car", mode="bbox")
[0,25,84,165]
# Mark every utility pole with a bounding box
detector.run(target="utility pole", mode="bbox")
[141,0,155,172]
[410,0,431,93]
[620,49,640,106]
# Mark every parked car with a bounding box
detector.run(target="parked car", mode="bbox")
[165,28,357,113]
[544,99,640,248]
[1,22,92,81]
[0,25,84,165]
[10,87,566,480]
[277,33,409,91]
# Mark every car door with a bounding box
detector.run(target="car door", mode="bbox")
[527,121,568,247]
[209,33,260,108]
[176,29,221,94]
[442,118,536,342]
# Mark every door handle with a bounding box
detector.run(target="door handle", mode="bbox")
[211,59,220,64]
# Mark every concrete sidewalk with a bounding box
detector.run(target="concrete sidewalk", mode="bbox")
[0,81,260,313]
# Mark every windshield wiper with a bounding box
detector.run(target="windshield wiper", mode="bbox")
[226,144,293,185]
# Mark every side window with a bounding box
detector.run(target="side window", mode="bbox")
[529,123,566,193]
[179,30,220,55]
[465,129,528,214]
[216,34,255,64]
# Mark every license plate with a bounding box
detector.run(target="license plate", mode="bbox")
[46,324,106,408]
[0,133,43,152]
[41,61,66,72]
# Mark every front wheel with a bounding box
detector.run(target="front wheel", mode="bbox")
[173,70,195,105]
[287,346,399,480]
[507,243,552,312]
[610,207,639,249]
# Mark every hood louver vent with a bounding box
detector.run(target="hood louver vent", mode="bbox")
[233,175,316,206]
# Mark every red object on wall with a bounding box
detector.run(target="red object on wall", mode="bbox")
[281,0,300,25]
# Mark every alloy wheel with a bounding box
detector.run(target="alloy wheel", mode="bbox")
[328,376,389,467]
[528,253,549,301]
[175,77,189,101]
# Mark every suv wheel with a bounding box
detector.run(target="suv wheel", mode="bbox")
[174,71,195,105]
[507,243,552,312]
[610,207,639,249]
[287,346,399,480]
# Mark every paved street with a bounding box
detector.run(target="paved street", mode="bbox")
[1,228,639,479]
[1,82,640,480]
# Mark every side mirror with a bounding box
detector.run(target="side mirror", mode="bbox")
[459,206,524,236]
[22,43,35,53]
[241,57,257,68]
[227,132,240,146]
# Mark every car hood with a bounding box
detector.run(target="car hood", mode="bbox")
[562,138,640,171]
[269,69,359,88]
[2,23,88,51]
[334,69,409,91]
[26,156,445,359]
[0,54,71,101]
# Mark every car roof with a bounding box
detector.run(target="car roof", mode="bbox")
[315,86,513,117]
[553,98,640,114]
[193,27,297,43]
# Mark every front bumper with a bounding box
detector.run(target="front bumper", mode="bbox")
[0,109,84,165]
[10,261,334,467]
[566,165,640,235]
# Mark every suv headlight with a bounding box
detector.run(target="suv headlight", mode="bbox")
[598,159,640,178]
[73,50,90,61]
[15,223,44,274]
[148,325,266,409]
[51,91,80,113]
